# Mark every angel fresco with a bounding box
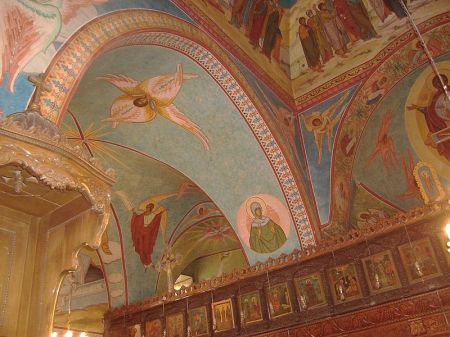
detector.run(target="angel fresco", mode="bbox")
[115,182,196,268]
[98,64,210,150]
[0,0,107,92]
[303,91,350,164]
[366,109,398,172]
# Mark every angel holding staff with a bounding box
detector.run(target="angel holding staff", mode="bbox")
[115,182,197,268]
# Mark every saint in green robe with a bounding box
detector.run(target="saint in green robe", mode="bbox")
[248,202,287,253]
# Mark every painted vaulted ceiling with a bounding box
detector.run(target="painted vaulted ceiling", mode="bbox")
[0,0,449,334]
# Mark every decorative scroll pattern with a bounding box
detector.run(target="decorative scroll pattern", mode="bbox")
[253,289,450,337]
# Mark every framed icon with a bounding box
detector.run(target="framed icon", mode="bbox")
[127,324,142,337]
[212,298,235,332]
[294,272,327,309]
[362,250,401,294]
[238,290,263,325]
[327,263,363,304]
[398,237,442,283]
[266,282,292,318]
[145,318,162,337]
[188,306,209,336]
[166,312,184,337]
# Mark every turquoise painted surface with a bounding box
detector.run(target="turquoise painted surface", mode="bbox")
[66,45,299,303]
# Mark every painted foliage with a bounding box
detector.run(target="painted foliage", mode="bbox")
[0,0,188,117]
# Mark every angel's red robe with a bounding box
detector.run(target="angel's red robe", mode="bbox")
[131,208,163,266]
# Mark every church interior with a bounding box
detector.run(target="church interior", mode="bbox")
[0,0,450,336]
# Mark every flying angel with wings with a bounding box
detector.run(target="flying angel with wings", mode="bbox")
[303,92,350,164]
[366,109,398,172]
[115,181,198,268]
[98,64,210,150]
[0,0,107,92]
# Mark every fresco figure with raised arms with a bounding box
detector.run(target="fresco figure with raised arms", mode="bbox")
[98,64,210,150]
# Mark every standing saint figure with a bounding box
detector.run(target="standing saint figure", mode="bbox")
[306,10,333,64]
[249,201,287,253]
[316,3,349,56]
[369,0,391,23]
[249,0,269,47]
[298,17,323,72]
[262,0,283,62]
[346,0,379,40]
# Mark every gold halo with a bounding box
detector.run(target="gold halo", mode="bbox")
[245,196,267,218]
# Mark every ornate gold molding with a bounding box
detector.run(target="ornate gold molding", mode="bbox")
[0,110,114,213]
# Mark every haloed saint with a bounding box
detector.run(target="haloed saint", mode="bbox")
[248,201,286,253]
[237,195,290,254]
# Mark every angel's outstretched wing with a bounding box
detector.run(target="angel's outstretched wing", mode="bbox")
[322,91,350,119]
[115,190,134,211]
[141,64,198,104]
[96,74,141,96]
[138,191,178,210]
[158,104,209,150]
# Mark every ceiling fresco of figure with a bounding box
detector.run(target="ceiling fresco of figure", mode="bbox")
[326,23,450,234]
[61,39,307,305]
[0,0,188,116]
[175,0,450,107]
[1,0,450,335]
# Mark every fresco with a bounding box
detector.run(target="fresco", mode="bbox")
[405,60,450,180]
[0,0,188,117]
[98,64,210,150]
[299,87,356,225]
[156,217,248,293]
[350,57,450,230]
[59,37,304,310]
[325,20,450,233]
[175,0,450,105]
[247,74,321,227]
[1,1,447,334]
[237,194,292,254]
